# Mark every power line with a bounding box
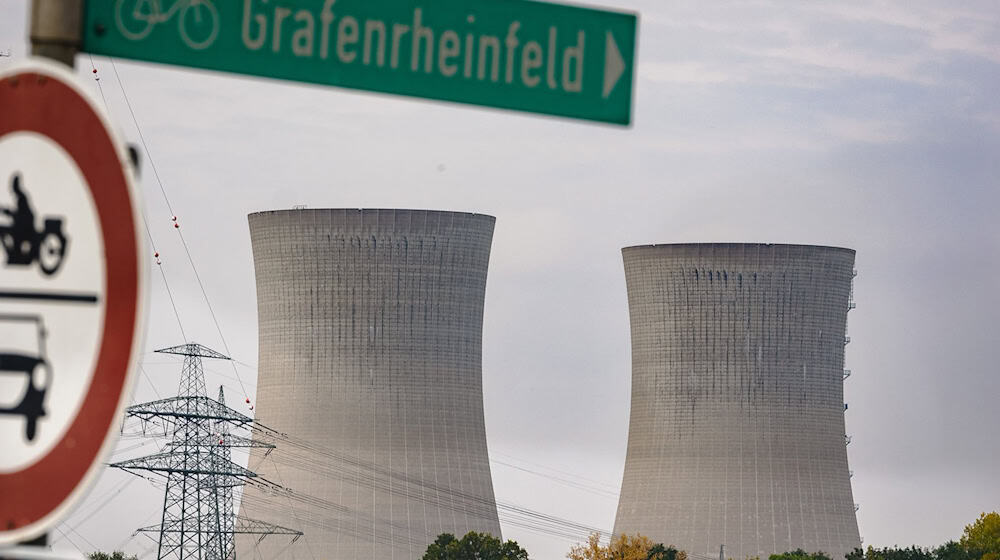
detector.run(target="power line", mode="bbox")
[138,364,162,400]
[245,431,612,547]
[490,458,619,498]
[108,57,249,403]
[89,56,187,343]
[53,527,86,556]
[56,476,137,540]
[492,450,620,492]
[107,59,174,218]
[258,456,319,560]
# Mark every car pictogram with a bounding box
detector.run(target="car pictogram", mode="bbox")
[0,314,52,442]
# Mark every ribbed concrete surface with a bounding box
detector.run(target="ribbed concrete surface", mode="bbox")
[614,243,861,560]
[237,209,501,560]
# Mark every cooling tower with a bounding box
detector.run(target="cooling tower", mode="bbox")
[237,209,501,560]
[614,243,861,560]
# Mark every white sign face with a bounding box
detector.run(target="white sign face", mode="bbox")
[0,132,107,472]
[0,59,146,545]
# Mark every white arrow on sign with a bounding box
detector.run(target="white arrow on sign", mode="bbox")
[603,31,626,99]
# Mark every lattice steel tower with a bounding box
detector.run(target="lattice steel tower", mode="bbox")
[112,342,301,560]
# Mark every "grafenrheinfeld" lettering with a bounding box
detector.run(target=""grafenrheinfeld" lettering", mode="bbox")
[242,0,586,93]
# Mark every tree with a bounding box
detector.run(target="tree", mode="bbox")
[835,514,1000,560]
[87,553,138,560]
[567,532,649,560]
[934,541,974,560]
[567,532,687,560]
[770,549,831,560]
[422,531,530,560]
[961,512,1000,560]
[648,543,688,560]
[567,533,608,560]
[843,545,933,560]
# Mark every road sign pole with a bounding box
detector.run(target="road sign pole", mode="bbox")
[30,0,83,67]
[19,2,83,551]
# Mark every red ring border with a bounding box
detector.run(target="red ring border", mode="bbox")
[0,69,141,532]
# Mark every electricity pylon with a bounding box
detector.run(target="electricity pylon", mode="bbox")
[111,342,301,560]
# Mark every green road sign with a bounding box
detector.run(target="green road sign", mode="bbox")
[82,0,638,125]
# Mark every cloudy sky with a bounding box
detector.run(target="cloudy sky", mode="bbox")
[2,0,998,558]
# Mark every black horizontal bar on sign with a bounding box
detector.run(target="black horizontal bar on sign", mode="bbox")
[0,290,100,304]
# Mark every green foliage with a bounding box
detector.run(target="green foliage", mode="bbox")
[962,512,1000,560]
[846,545,934,560]
[422,531,530,560]
[769,549,831,560]
[87,552,138,560]
[648,543,687,560]
[840,512,999,560]
[934,541,975,560]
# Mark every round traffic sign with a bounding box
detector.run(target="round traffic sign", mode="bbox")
[0,59,146,543]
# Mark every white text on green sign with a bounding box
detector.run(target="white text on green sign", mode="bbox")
[83,0,637,124]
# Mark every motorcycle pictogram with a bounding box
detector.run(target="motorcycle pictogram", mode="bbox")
[1,173,69,276]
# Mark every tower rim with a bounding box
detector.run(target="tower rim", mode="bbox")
[248,208,496,221]
[621,242,855,254]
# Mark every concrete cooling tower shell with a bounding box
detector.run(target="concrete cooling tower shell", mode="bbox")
[237,209,501,560]
[614,243,861,560]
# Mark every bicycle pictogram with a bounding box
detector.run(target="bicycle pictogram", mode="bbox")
[115,0,220,50]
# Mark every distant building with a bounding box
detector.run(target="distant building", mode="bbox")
[238,209,501,559]
[614,243,861,560]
